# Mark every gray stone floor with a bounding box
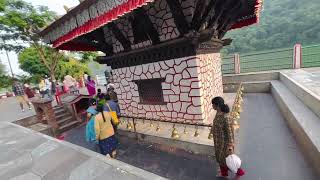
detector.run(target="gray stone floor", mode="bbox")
[63,125,218,180]
[0,97,35,122]
[0,122,167,180]
[238,93,316,180]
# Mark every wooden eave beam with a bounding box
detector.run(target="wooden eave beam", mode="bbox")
[90,29,114,55]
[134,8,160,44]
[108,22,132,51]
[166,0,189,35]
[196,0,218,31]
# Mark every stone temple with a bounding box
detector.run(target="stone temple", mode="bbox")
[39,0,262,124]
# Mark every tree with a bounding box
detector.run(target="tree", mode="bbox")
[59,58,90,80]
[0,0,62,80]
[0,61,6,75]
[79,52,98,63]
[18,46,90,82]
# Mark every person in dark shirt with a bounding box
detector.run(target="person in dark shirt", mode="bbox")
[24,83,35,99]
[95,89,105,105]
[12,80,31,112]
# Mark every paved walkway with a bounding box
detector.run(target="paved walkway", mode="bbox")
[0,122,166,180]
[238,93,316,180]
[0,97,35,123]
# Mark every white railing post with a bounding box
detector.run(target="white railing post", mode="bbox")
[293,44,302,69]
[234,53,240,74]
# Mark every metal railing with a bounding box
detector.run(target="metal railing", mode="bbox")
[221,55,235,74]
[222,44,320,74]
[302,44,320,68]
[222,48,293,74]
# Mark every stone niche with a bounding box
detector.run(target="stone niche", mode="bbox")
[112,46,223,123]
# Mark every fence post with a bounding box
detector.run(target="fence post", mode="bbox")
[234,53,240,74]
[293,44,302,69]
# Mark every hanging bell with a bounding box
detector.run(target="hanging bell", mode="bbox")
[156,123,160,132]
[208,128,213,140]
[235,113,240,119]
[171,124,180,139]
[239,105,243,112]
[127,122,133,130]
[150,120,154,127]
[134,122,138,129]
[183,125,188,134]
[194,126,200,137]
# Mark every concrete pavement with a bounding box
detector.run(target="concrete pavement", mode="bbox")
[0,122,167,180]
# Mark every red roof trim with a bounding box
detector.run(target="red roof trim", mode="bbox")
[53,0,152,48]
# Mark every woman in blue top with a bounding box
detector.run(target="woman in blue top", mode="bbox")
[86,99,98,152]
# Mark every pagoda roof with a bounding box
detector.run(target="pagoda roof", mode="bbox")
[39,0,263,52]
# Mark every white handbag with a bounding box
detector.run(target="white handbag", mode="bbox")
[226,154,242,174]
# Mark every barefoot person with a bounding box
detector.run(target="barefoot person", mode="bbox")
[12,80,31,112]
[211,96,245,178]
[94,104,118,158]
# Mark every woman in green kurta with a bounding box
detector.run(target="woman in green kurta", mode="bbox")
[211,96,235,177]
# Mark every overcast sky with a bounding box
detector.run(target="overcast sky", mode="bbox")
[0,0,79,75]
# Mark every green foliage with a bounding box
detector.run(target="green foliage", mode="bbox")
[0,62,6,75]
[0,74,12,88]
[0,0,56,52]
[18,46,49,76]
[224,0,320,54]
[80,52,98,63]
[18,46,90,82]
[59,58,90,80]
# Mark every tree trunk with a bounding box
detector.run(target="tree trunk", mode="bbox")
[50,71,56,82]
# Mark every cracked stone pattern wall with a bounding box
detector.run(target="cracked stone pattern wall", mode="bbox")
[198,53,223,123]
[112,53,222,122]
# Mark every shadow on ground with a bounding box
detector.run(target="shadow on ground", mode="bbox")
[63,125,220,180]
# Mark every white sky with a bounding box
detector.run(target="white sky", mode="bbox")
[0,0,79,75]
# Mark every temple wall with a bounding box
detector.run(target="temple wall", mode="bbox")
[198,53,223,123]
[112,53,222,122]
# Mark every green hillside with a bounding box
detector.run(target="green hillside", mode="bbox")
[224,0,320,54]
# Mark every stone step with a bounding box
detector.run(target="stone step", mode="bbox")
[271,80,320,176]
[53,105,64,110]
[54,108,67,116]
[55,112,71,120]
[58,121,79,133]
[224,81,271,93]
[223,71,279,84]
[57,116,74,126]
[280,70,320,118]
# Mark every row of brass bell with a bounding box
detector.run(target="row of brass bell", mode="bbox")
[125,119,214,140]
